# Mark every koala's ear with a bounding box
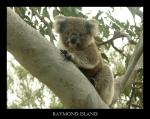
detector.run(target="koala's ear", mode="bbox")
[53,15,66,33]
[85,19,99,36]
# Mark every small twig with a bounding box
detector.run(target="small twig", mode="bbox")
[98,36,116,46]
[111,41,127,57]
[98,31,136,57]
[99,31,135,46]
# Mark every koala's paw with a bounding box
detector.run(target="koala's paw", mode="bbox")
[60,50,72,61]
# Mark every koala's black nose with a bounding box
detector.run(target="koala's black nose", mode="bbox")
[70,34,78,44]
[70,37,77,44]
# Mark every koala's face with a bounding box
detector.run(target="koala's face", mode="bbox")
[54,16,99,50]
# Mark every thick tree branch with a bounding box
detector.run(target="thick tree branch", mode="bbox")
[121,33,143,87]
[112,31,143,103]
[7,7,109,109]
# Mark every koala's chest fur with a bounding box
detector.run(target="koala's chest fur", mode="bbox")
[71,44,103,77]
[70,43,101,67]
[58,40,103,77]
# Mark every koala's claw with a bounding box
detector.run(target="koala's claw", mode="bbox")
[60,49,67,54]
[60,50,72,60]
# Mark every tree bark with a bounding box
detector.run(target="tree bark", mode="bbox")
[7,7,109,109]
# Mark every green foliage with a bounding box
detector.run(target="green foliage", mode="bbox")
[116,63,126,76]
[98,18,110,38]
[59,7,84,17]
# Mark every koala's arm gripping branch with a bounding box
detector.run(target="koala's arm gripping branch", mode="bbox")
[7,7,109,109]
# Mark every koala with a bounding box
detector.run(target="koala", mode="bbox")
[54,15,114,105]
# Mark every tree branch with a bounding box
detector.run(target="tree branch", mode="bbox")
[128,7,143,21]
[98,30,134,46]
[7,7,109,109]
[112,31,143,103]
[111,41,127,57]
[98,31,134,57]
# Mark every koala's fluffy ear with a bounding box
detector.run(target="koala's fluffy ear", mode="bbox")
[54,15,66,33]
[85,19,100,36]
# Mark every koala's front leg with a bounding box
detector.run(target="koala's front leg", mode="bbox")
[60,49,72,61]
